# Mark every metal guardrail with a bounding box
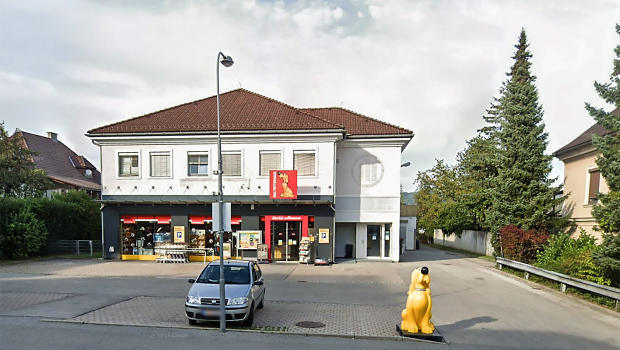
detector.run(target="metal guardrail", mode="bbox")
[47,240,102,257]
[496,257,620,311]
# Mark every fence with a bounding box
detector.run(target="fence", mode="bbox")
[47,240,102,257]
[496,257,620,311]
[434,229,495,256]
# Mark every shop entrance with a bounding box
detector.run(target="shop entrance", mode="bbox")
[271,221,300,262]
[364,223,392,259]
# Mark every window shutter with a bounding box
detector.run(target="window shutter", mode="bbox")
[588,170,600,203]
[151,154,170,177]
[294,152,315,176]
[260,153,281,176]
[222,153,241,176]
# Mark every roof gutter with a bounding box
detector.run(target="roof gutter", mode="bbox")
[85,129,345,138]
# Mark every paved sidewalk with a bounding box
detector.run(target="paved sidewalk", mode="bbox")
[64,297,403,339]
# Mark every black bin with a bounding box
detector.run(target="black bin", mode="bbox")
[416,239,420,250]
[345,244,354,258]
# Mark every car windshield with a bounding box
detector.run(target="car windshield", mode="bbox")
[196,265,250,284]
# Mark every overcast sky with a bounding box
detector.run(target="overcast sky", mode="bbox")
[1,0,618,192]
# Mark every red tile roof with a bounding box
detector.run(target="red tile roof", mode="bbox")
[88,89,343,134]
[301,107,412,136]
[20,131,101,191]
[88,89,413,138]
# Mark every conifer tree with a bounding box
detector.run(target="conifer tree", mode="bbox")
[587,24,620,285]
[486,29,567,239]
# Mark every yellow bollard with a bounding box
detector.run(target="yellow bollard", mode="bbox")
[400,266,435,334]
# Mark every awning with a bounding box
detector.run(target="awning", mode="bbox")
[189,216,208,225]
[121,215,170,224]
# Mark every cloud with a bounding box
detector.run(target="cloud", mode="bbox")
[1,0,619,192]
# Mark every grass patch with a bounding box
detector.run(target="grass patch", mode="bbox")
[498,265,619,312]
[425,244,495,262]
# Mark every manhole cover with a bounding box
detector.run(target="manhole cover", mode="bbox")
[296,321,325,328]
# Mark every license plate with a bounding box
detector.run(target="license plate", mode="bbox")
[201,309,218,316]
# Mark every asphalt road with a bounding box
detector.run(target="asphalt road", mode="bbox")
[0,247,619,350]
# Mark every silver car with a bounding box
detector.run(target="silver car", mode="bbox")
[185,260,265,327]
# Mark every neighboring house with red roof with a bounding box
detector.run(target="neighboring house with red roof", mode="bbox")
[554,120,614,241]
[18,131,101,199]
[87,88,413,262]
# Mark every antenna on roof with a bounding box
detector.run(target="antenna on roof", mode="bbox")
[339,102,343,107]
[239,82,242,88]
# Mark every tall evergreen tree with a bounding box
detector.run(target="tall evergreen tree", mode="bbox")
[587,24,620,285]
[486,29,567,239]
[457,100,502,230]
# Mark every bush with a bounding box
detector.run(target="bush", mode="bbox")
[498,225,550,264]
[0,204,48,259]
[592,232,620,287]
[535,231,611,286]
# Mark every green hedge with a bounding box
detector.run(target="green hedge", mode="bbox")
[535,231,612,287]
[0,192,101,259]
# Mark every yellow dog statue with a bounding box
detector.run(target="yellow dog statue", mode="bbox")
[401,266,434,334]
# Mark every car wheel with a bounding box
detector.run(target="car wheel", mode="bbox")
[257,296,264,309]
[188,319,197,326]
[243,304,254,327]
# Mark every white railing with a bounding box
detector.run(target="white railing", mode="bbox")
[496,257,620,311]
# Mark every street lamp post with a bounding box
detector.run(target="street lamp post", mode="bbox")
[216,52,233,333]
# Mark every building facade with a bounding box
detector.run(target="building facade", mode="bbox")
[87,89,412,262]
[554,122,612,240]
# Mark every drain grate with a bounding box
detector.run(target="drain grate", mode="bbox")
[295,321,325,328]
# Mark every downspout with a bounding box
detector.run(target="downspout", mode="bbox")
[100,203,106,259]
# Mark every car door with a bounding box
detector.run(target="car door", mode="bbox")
[251,263,265,304]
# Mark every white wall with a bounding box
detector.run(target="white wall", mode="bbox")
[93,133,340,198]
[401,216,417,250]
[335,141,403,222]
[434,229,495,256]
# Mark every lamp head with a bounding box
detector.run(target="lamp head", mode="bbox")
[220,55,234,67]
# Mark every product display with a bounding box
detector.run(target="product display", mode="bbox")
[299,237,311,264]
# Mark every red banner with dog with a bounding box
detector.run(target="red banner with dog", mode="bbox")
[269,170,297,199]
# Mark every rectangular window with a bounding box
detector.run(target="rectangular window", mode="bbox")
[361,163,378,184]
[259,152,281,176]
[188,153,209,176]
[588,169,600,204]
[294,151,315,176]
[119,153,139,177]
[222,151,242,176]
[150,152,171,177]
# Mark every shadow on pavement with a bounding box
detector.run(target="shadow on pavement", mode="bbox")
[399,246,474,263]
[439,316,498,332]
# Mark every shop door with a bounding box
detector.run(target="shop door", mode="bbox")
[366,224,381,257]
[271,221,300,261]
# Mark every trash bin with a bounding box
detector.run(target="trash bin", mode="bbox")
[416,239,420,250]
[345,244,354,259]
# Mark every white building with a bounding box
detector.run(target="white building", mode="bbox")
[87,89,412,262]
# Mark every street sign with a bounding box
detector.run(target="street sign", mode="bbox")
[212,202,231,232]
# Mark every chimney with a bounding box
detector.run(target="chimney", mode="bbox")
[47,132,58,142]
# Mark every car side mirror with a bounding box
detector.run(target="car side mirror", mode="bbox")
[254,280,264,286]
[188,278,196,284]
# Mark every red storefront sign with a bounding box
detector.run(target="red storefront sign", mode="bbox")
[121,215,171,224]
[269,170,297,199]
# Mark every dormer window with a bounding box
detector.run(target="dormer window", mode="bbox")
[85,169,93,178]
